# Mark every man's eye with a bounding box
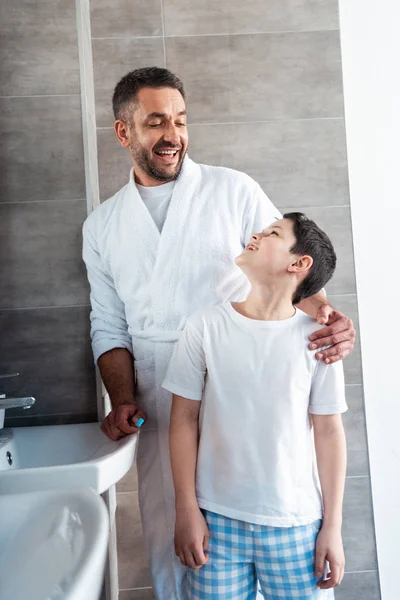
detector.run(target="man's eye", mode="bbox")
[175,122,187,127]
[148,123,162,128]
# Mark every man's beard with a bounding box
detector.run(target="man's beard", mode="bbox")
[129,137,186,183]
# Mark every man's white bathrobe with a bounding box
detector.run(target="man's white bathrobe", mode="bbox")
[82,156,281,599]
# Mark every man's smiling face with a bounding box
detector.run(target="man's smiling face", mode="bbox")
[123,87,189,185]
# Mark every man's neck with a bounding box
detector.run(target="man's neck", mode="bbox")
[234,285,295,321]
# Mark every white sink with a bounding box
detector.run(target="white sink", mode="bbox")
[0,487,108,600]
[0,422,138,494]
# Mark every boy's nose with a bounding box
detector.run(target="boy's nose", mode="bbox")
[251,233,261,241]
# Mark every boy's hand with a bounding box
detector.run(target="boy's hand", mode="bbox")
[174,506,210,569]
[314,524,345,589]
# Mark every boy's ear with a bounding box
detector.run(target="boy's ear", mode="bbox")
[287,255,313,274]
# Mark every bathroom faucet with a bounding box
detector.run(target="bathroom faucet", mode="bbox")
[0,373,35,429]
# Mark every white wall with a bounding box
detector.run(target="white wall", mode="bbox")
[339,2,400,599]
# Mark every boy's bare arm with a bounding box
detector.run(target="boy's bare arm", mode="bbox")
[170,394,209,569]
[312,413,347,589]
[170,394,200,508]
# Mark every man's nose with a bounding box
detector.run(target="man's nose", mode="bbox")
[163,123,180,145]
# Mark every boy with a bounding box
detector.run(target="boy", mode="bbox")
[163,213,347,599]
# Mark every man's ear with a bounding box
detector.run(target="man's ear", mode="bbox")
[114,120,131,148]
[288,255,313,274]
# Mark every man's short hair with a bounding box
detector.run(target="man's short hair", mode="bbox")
[112,66,186,121]
[283,212,336,304]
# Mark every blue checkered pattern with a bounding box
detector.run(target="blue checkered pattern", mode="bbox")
[182,510,328,600]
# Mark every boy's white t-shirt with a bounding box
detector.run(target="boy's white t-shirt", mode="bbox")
[163,302,347,527]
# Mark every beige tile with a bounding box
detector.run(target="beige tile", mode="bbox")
[328,294,362,385]
[116,492,152,590]
[281,206,356,295]
[0,306,97,422]
[0,96,85,203]
[90,0,162,38]
[164,0,339,36]
[343,385,369,476]
[167,31,343,123]
[117,462,139,493]
[93,38,164,127]
[0,0,79,96]
[119,589,155,600]
[0,200,89,309]
[189,118,349,208]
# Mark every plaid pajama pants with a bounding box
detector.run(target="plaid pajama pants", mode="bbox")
[183,510,331,600]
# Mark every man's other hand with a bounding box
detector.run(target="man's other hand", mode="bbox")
[309,305,356,364]
[101,404,147,441]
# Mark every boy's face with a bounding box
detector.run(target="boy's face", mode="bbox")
[236,218,301,283]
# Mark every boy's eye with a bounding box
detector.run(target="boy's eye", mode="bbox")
[270,230,278,236]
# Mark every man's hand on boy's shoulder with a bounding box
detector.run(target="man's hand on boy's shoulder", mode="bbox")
[309,304,356,364]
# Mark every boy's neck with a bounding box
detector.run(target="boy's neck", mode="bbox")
[234,284,295,321]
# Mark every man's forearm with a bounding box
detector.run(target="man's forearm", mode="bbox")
[297,291,329,319]
[313,416,347,526]
[98,348,136,408]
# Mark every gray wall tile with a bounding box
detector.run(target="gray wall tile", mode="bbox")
[119,589,155,600]
[90,0,162,38]
[97,128,132,200]
[0,200,89,309]
[167,31,343,123]
[336,571,380,600]
[329,294,362,385]
[116,492,153,589]
[343,386,369,477]
[0,306,97,421]
[164,0,339,36]
[0,96,85,203]
[342,478,378,572]
[0,0,79,96]
[93,38,164,127]
[281,206,356,295]
[4,412,97,428]
[189,118,349,208]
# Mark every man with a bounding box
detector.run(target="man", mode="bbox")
[82,67,355,600]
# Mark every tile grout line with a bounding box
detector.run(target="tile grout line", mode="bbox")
[0,303,91,312]
[160,0,167,68]
[0,94,80,99]
[345,570,377,574]
[96,116,344,130]
[119,586,153,592]
[0,198,86,206]
[91,27,339,41]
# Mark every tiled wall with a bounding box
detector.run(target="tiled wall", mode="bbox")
[88,1,379,598]
[0,1,97,426]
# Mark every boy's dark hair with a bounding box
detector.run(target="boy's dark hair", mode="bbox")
[283,212,336,304]
[112,67,186,121]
